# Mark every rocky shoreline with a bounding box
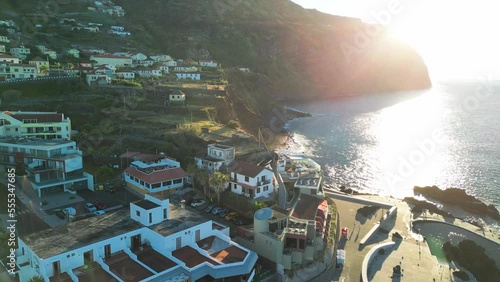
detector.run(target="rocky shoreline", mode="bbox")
[413,186,500,220]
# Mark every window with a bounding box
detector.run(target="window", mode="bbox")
[149,213,152,223]
[264,186,268,191]
[136,210,140,217]
[245,176,249,182]
[257,188,260,194]
[163,208,168,219]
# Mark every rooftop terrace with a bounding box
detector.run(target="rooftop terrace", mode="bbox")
[172,246,220,268]
[105,251,153,282]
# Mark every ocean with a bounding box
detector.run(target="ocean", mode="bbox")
[284,80,500,210]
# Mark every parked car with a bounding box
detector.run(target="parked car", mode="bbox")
[205,205,216,213]
[224,212,238,221]
[190,199,205,207]
[85,203,97,213]
[211,207,224,215]
[94,210,105,216]
[94,201,107,210]
[218,209,229,218]
[231,217,243,226]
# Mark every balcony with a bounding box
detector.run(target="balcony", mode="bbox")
[257,179,271,186]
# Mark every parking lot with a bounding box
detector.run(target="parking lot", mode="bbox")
[44,187,141,220]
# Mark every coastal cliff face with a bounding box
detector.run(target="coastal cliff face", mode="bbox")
[115,0,430,133]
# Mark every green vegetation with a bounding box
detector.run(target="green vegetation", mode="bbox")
[112,79,142,87]
[208,171,229,204]
[443,240,500,282]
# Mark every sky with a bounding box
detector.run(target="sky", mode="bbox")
[291,0,500,80]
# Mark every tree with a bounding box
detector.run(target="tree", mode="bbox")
[186,163,198,189]
[209,171,229,204]
[196,170,208,197]
[40,65,49,74]
[28,275,45,282]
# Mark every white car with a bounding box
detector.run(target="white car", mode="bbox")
[85,203,97,213]
[190,199,205,207]
[94,210,105,216]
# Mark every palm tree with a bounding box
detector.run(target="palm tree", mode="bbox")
[28,275,45,282]
[196,170,208,197]
[54,62,61,76]
[186,163,197,189]
[209,171,229,204]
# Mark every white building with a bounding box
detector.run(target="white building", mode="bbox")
[135,68,161,77]
[199,59,218,68]
[90,54,132,67]
[195,143,235,173]
[276,150,321,180]
[6,64,37,80]
[0,138,94,197]
[0,111,71,139]
[86,73,111,86]
[131,52,148,61]
[42,49,57,60]
[294,176,323,195]
[167,90,185,105]
[10,46,31,60]
[116,71,135,79]
[173,66,198,72]
[0,44,5,53]
[67,48,80,58]
[0,35,10,43]
[229,161,276,200]
[176,73,200,80]
[111,25,125,31]
[165,60,177,67]
[14,194,257,282]
[122,152,188,195]
[150,54,172,62]
[0,53,20,64]
[28,57,49,72]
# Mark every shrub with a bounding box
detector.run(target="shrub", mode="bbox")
[227,120,240,129]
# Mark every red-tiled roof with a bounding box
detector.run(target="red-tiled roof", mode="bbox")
[292,194,327,220]
[172,246,219,268]
[124,166,187,184]
[4,112,64,122]
[0,54,18,59]
[229,161,270,178]
[210,246,247,264]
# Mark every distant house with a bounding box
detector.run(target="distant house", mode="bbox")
[111,26,125,32]
[0,44,5,53]
[67,48,80,58]
[150,54,172,62]
[42,49,57,60]
[168,90,185,105]
[195,143,235,173]
[8,64,37,79]
[229,161,276,200]
[36,45,47,52]
[0,36,9,43]
[158,65,169,73]
[116,71,135,79]
[238,67,251,72]
[135,68,161,77]
[86,73,111,86]
[122,152,188,195]
[0,54,20,64]
[131,53,148,61]
[28,56,49,72]
[165,60,177,67]
[185,58,198,65]
[199,59,218,68]
[136,57,155,67]
[294,176,323,195]
[94,66,115,77]
[173,66,198,72]
[10,45,31,60]
[176,73,200,80]
[90,54,132,67]
[78,62,93,74]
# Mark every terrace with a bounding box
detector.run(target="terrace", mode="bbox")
[172,246,220,268]
[104,251,153,282]
[73,262,118,282]
[134,247,177,273]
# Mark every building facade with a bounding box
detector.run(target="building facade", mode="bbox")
[229,161,276,200]
[195,143,235,173]
[0,138,94,197]
[175,73,200,80]
[0,111,71,139]
[122,152,188,195]
[90,54,132,67]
